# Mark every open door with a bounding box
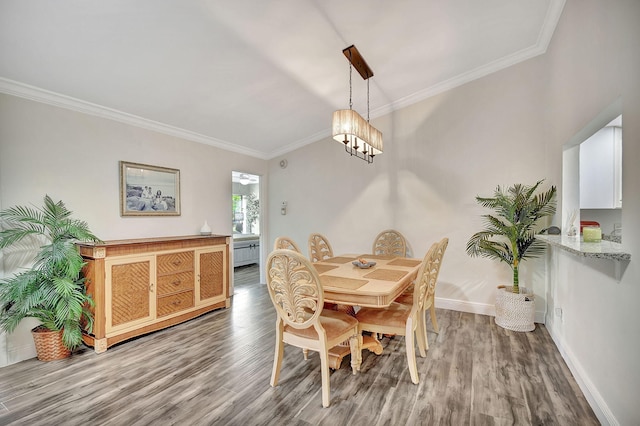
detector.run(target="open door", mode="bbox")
[231,172,261,271]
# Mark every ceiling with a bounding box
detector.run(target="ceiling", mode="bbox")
[0,1,565,160]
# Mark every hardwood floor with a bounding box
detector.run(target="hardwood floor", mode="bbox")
[0,264,598,425]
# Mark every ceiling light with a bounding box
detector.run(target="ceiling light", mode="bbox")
[239,173,250,185]
[332,45,383,164]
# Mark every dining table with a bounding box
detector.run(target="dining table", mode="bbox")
[312,253,423,369]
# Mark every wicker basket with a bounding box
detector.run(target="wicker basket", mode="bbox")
[31,326,71,361]
[495,286,535,332]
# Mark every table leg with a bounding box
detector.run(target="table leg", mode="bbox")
[326,304,382,369]
[328,344,352,370]
[361,333,383,355]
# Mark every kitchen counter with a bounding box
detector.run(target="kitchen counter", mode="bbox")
[602,234,622,243]
[233,234,260,267]
[233,233,260,242]
[535,234,630,261]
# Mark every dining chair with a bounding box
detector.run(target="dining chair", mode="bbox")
[355,240,443,384]
[372,229,408,257]
[308,233,334,263]
[308,232,350,315]
[395,237,448,341]
[273,236,302,252]
[266,249,360,408]
[275,235,324,360]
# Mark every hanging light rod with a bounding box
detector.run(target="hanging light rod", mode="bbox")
[342,45,374,80]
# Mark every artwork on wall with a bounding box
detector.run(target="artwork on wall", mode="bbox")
[119,161,180,216]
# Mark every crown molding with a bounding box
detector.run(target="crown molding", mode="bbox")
[538,0,566,49]
[266,127,332,160]
[0,77,270,160]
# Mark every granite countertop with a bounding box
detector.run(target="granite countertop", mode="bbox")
[602,234,622,243]
[535,234,630,261]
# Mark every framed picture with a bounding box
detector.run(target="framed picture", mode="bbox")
[120,161,180,216]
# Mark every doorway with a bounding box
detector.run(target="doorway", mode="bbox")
[231,172,261,271]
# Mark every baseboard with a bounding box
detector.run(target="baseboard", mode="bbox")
[435,297,547,324]
[4,342,36,367]
[435,297,494,317]
[546,325,618,426]
[435,298,547,322]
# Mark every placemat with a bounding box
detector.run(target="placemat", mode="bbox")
[313,264,339,274]
[364,269,408,282]
[323,256,356,264]
[364,254,395,260]
[388,258,422,267]
[320,275,368,290]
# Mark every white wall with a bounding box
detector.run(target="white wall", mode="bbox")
[0,94,268,365]
[269,1,639,424]
[543,1,640,424]
[269,32,556,320]
[0,95,267,240]
[580,209,622,236]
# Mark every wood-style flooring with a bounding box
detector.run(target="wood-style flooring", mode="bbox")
[0,264,598,425]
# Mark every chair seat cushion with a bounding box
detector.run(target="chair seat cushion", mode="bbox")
[284,308,358,340]
[394,284,414,305]
[356,302,412,329]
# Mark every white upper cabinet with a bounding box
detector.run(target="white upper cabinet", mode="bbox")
[580,124,622,209]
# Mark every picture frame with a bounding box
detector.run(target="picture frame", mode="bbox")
[119,161,181,216]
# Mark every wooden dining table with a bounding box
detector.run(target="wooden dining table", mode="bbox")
[312,253,423,369]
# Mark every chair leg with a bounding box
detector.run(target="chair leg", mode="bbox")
[416,311,428,357]
[406,318,419,384]
[430,304,439,333]
[319,346,331,407]
[303,348,309,360]
[271,322,284,387]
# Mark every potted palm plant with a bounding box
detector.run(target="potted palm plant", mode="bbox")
[0,195,101,360]
[466,180,557,331]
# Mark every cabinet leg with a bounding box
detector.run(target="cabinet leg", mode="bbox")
[94,338,108,354]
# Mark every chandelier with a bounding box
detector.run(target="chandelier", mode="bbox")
[332,45,383,164]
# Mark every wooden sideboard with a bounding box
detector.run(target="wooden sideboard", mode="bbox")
[77,235,230,353]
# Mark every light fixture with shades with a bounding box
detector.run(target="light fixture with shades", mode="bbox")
[332,45,383,164]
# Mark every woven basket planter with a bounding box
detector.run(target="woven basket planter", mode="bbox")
[31,326,71,361]
[495,286,535,332]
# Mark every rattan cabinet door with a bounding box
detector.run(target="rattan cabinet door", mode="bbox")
[195,246,227,306]
[105,255,156,334]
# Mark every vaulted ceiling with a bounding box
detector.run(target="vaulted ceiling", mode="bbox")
[0,1,565,159]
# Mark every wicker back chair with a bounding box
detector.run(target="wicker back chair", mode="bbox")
[372,229,408,257]
[395,237,449,338]
[355,240,445,384]
[307,233,334,263]
[273,236,301,253]
[266,249,360,407]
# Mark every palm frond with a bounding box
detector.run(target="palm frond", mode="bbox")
[467,180,557,285]
[0,195,102,350]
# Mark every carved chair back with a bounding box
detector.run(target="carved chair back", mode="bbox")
[372,229,408,257]
[308,233,334,263]
[273,236,302,253]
